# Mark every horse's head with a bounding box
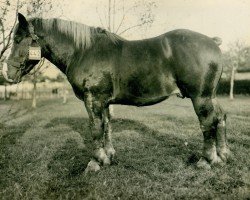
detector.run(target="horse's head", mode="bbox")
[3,13,41,83]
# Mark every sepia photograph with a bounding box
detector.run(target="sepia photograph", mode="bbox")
[0,0,249,199]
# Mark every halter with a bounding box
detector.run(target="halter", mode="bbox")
[6,24,42,74]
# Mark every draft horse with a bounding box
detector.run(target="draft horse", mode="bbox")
[3,13,230,171]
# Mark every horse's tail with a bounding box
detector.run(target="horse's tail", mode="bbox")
[212,37,222,46]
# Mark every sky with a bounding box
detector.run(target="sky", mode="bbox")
[2,0,250,50]
[54,0,250,51]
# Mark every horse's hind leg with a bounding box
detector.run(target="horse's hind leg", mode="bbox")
[84,93,112,172]
[212,99,231,161]
[192,97,230,168]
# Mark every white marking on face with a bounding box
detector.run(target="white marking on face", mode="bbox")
[222,120,225,127]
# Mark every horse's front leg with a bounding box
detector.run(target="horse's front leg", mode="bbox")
[84,93,113,172]
[103,107,116,162]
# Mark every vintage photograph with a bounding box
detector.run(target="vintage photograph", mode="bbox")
[0,0,249,199]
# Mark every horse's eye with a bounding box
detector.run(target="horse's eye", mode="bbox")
[14,36,22,44]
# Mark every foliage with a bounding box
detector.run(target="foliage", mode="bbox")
[221,41,250,99]
[26,0,53,18]
[237,47,250,72]
[0,0,22,59]
[218,80,250,95]
[222,41,249,74]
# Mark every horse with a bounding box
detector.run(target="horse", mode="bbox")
[3,13,231,171]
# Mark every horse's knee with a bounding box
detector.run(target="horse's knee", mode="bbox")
[196,98,225,131]
[216,109,226,129]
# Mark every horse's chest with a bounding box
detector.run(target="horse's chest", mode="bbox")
[68,62,113,98]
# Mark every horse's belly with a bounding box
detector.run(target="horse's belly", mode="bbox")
[113,77,182,106]
[118,94,170,106]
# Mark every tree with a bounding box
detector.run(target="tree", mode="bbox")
[24,0,55,108]
[0,57,8,100]
[0,0,22,60]
[30,61,46,108]
[0,1,21,102]
[96,0,157,36]
[226,40,248,100]
[50,73,69,104]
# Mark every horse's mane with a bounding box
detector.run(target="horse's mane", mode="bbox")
[31,18,125,49]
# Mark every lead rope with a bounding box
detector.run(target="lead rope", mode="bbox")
[0,57,45,124]
[0,24,43,124]
[0,84,20,124]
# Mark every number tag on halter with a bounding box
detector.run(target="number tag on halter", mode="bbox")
[29,46,41,60]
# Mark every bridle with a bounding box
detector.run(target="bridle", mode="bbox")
[6,23,43,77]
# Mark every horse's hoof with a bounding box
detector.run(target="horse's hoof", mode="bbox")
[85,159,101,173]
[218,148,232,162]
[196,158,211,170]
[94,148,111,165]
[211,155,225,167]
[105,146,116,162]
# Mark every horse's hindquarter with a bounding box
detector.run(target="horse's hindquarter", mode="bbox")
[114,29,222,105]
[165,29,223,98]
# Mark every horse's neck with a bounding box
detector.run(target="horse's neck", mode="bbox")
[41,34,75,74]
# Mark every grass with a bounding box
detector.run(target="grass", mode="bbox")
[0,96,249,199]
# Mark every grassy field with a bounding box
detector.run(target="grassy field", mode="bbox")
[0,95,249,199]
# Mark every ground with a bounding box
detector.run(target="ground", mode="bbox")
[0,96,249,199]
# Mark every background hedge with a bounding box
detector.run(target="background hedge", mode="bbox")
[217,80,250,95]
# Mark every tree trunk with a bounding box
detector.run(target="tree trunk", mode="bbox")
[4,83,7,101]
[108,0,111,31]
[230,65,236,100]
[32,73,37,108]
[63,87,67,104]
[109,105,114,117]
[21,82,24,100]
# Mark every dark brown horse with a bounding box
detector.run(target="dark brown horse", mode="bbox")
[3,13,230,171]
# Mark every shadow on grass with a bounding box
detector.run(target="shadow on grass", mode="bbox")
[43,117,202,198]
[0,123,31,195]
[44,115,249,199]
[45,116,201,166]
[1,115,247,199]
[45,138,92,199]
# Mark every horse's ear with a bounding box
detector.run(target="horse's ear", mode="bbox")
[18,13,29,30]
[96,27,106,34]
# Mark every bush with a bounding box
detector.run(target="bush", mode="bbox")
[217,80,250,95]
